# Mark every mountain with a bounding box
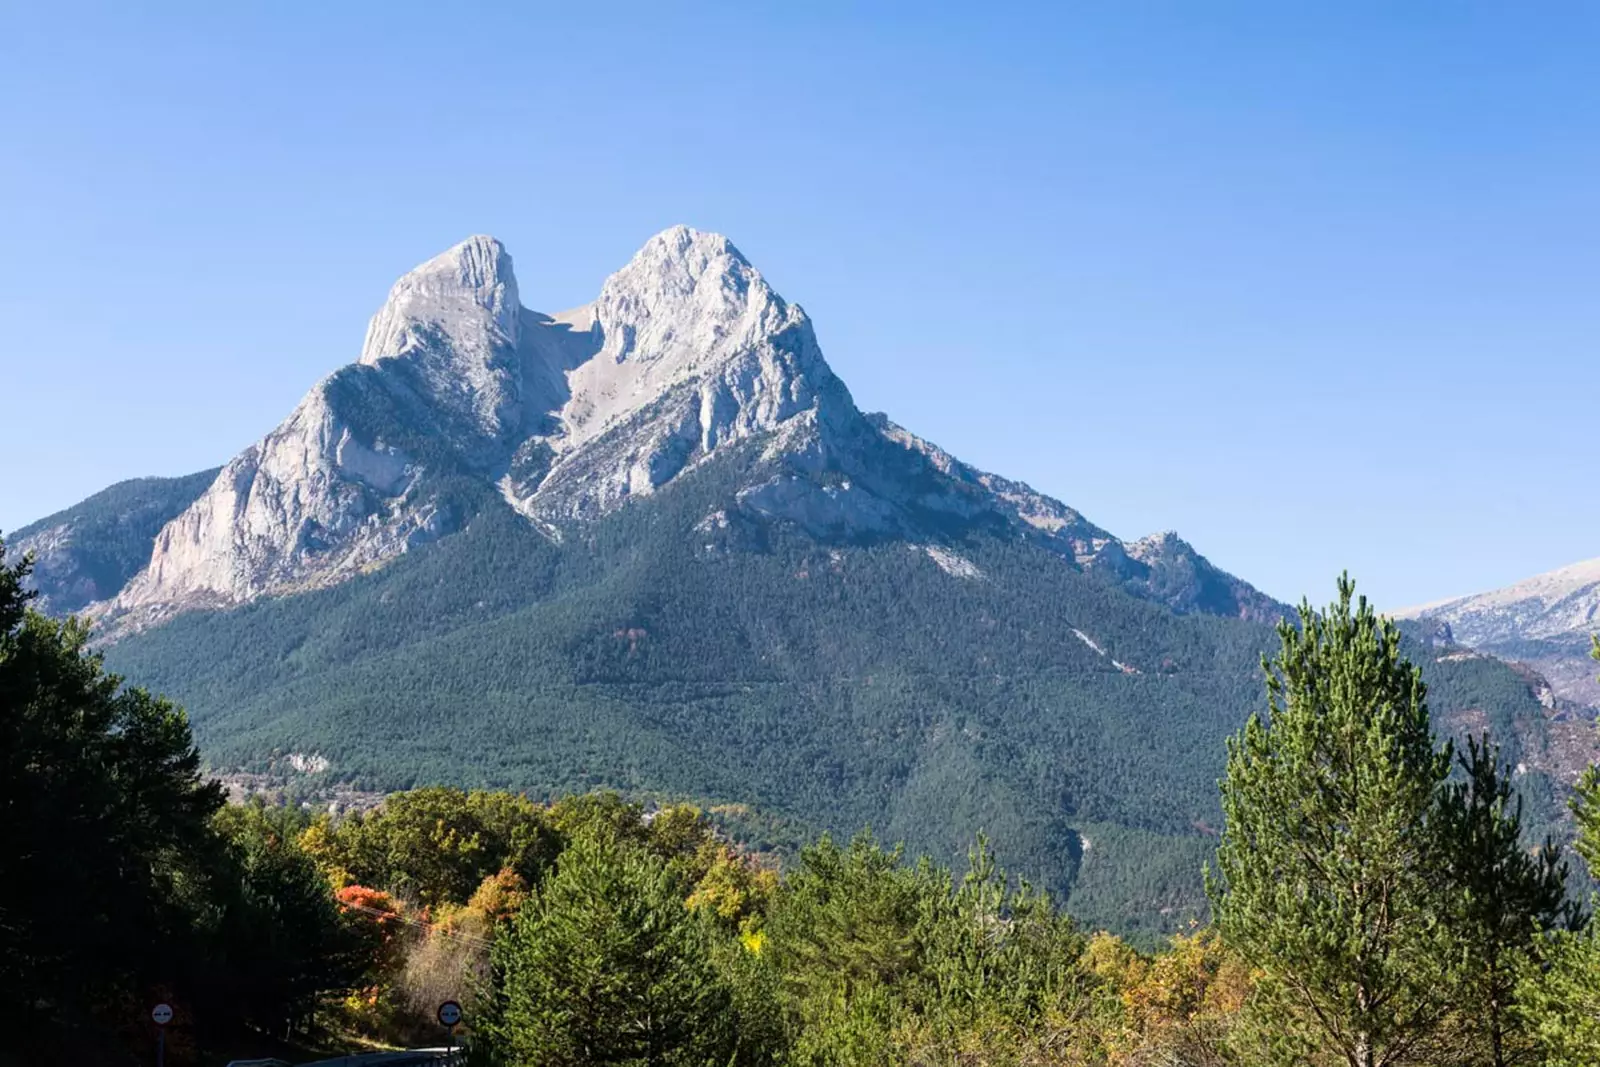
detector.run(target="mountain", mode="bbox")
[9,228,1585,935]
[80,228,1277,634]
[8,470,219,614]
[1397,559,1600,710]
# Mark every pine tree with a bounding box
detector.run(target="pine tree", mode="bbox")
[480,825,737,1066]
[0,537,225,1022]
[1434,735,1575,1067]
[1208,576,1456,1067]
[1513,637,1600,1067]
[762,833,934,1064]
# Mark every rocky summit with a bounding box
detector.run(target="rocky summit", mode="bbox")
[35,227,1276,631]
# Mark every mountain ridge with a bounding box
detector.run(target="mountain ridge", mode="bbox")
[9,470,220,615]
[21,226,1279,633]
[1396,556,1600,709]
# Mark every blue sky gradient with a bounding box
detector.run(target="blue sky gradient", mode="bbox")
[2,2,1596,608]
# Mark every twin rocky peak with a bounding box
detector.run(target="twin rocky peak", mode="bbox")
[89,227,1276,629]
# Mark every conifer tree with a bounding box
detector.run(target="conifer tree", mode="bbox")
[1208,576,1456,1067]
[0,538,225,1022]
[480,825,739,1066]
[1434,735,1574,1067]
[1513,637,1600,1067]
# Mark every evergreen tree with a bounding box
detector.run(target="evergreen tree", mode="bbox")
[1513,637,1600,1067]
[206,802,367,1033]
[762,833,931,1066]
[767,833,929,1006]
[1434,735,1575,1067]
[1208,576,1456,1067]
[0,538,225,1021]
[481,825,740,1066]
[921,839,1074,1019]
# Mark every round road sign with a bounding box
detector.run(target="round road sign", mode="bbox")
[151,1003,174,1026]
[438,1000,463,1028]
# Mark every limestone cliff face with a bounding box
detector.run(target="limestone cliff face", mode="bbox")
[106,236,524,623]
[79,226,1277,628]
[1398,558,1600,647]
[100,228,855,623]
[111,387,442,622]
[502,226,856,522]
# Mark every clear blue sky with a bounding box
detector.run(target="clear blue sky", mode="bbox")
[2,2,1596,610]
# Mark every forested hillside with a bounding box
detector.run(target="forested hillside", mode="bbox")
[9,468,218,612]
[100,443,1580,935]
[14,537,1600,1067]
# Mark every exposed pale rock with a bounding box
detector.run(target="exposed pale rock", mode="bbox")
[94,225,1277,630]
[111,386,438,617]
[924,546,982,579]
[736,475,899,537]
[522,227,853,517]
[1397,557,1600,645]
[360,235,525,438]
[12,523,100,611]
[868,414,1112,555]
[1397,556,1600,709]
[1071,628,1106,656]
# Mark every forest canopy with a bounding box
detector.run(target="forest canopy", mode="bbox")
[9,533,1600,1066]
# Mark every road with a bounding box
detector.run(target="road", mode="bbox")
[292,1050,454,1066]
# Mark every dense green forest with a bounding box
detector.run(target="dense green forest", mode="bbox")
[11,536,1600,1065]
[97,443,1576,935]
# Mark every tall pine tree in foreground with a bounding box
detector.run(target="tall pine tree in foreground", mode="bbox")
[1209,577,1457,1067]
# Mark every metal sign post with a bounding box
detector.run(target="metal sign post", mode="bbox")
[151,1003,173,1067]
[438,1000,463,1063]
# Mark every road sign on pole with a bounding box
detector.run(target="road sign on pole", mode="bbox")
[151,1003,172,1067]
[438,1000,463,1063]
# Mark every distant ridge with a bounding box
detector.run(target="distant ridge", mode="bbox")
[1396,556,1600,709]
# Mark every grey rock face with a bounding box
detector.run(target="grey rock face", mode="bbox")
[508,227,853,520]
[7,470,218,614]
[79,226,1276,629]
[14,522,100,611]
[1398,558,1600,646]
[99,228,852,624]
[1396,558,1600,708]
[1122,531,1284,623]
